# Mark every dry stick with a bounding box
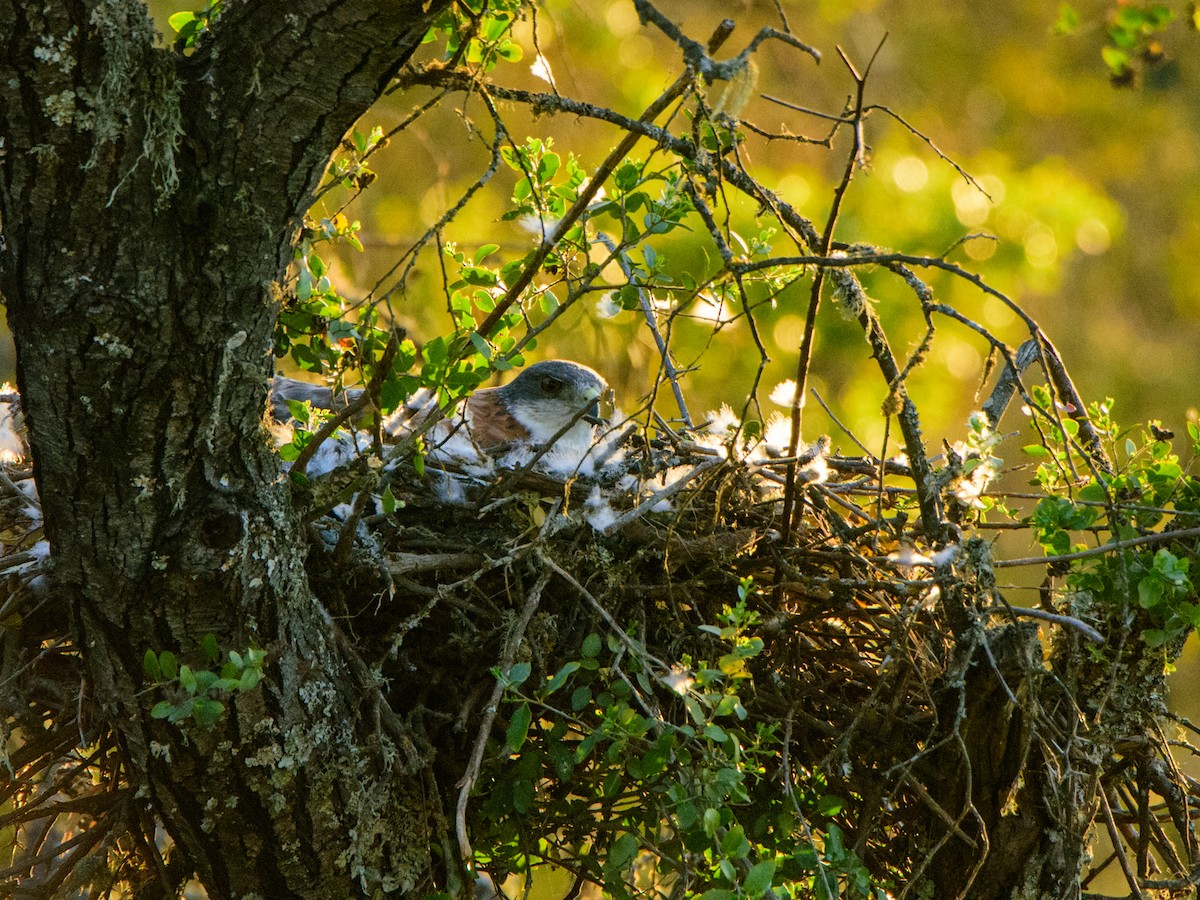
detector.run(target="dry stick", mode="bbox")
[1101,789,1148,900]
[472,23,737,346]
[999,604,1104,644]
[595,232,693,428]
[0,465,37,510]
[994,526,1200,569]
[781,41,884,545]
[540,554,670,672]
[455,572,550,865]
[602,456,724,536]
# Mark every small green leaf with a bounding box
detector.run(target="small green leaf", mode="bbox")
[168,11,197,32]
[506,702,532,751]
[721,824,750,859]
[159,651,178,681]
[507,662,532,685]
[201,632,220,664]
[191,698,225,729]
[469,332,493,361]
[474,243,500,264]
[143,650,161,681]
[381,484,397,515]
[581,633,602,658]
[544,661,580,694]
[608,832,639,868]
[743,859,777,896]
[240,667,262,691]
[1138,577,1163,609]
[1053,3,1080,35]
[193,670,219,693]
[151,700,173,719]
[179,665,197,694]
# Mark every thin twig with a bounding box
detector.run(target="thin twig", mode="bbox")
[455,573,550,864]
[995,527,1200,569]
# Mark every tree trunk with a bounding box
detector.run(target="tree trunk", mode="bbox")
[0,2,449,895]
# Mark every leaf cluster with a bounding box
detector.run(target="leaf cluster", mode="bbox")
[143,635,266,730]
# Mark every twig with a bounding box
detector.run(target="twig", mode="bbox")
[595,232,693,427]
[601,456,724,535]
[471,21,736,345]
[994,527,1200,569]
[1100,789,1148,900]
[998,604,1104,644]
[455,573,550,864]
[540,553,669,672]
[781,38,883,543]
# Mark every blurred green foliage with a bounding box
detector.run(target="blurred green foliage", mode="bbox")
[18,0,1192,452]
[45,2,1200,896]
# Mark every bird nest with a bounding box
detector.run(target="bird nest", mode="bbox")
[3,382,1199,897]
[285,408,1029,890]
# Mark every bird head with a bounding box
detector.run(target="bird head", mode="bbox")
[498,360,607,446]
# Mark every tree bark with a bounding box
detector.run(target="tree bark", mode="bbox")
[0,1,450,895]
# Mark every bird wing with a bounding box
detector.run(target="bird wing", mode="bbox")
[466,389,529,449]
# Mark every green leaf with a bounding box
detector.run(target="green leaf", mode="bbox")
[168,11,197,32]
[381,483,397,515]
[544,661,579,694]
[143,650,161,681]
[159,651,178,681]
[469,332,493,361]
[608,832,639,868]
[743,859,777,896]
[496,39,523,62]
[703,806,721,836]
[201,632,220,664]
[179,665,197,694]
[817,794,845,816]
[614,162,640,192]
[581,633,602,658]
[1053,4,1080,35]
[151,700,173,719]
[193,670,219,693]
[506,702,532,751]
[474,243,500,264]
[507,662,532,685]
[240,667,262,691]
[537,151,560,181]
[191,698,225,729]
[721,825,750,859]
[1138,577,1163,609]
[285,398,311,425]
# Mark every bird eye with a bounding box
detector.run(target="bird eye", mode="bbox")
[539,376,564,397]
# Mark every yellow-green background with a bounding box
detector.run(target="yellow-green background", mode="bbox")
[6,2,1199,894]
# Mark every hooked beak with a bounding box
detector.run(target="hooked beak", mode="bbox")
[583,399,603,426]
